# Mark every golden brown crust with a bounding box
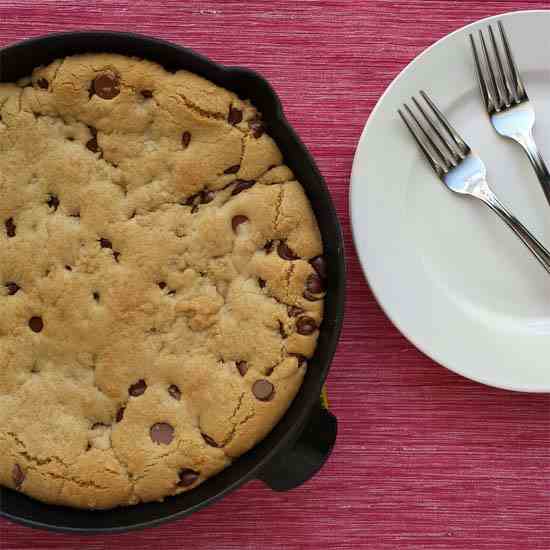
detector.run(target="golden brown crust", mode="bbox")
[0,54,324,508]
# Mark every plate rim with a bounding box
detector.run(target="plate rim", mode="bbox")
[350,9,550,393]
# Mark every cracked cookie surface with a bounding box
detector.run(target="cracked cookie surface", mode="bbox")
[0,53,325,509]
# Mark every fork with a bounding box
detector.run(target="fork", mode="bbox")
[399,91,550,274]
[470,21,550,206]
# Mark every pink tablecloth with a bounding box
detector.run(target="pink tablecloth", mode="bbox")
[2,1,550,548]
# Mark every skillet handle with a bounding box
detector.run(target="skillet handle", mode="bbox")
[258,399,337,491]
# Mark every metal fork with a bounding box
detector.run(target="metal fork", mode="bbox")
[399,91,550,274]
[470,21,550,206]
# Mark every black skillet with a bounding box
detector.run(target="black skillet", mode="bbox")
[0,31,346,533]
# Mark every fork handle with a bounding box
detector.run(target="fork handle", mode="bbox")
[476,186,550,274]
[516,131,550,207]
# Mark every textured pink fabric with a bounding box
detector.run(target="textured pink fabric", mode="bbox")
[1,1,550,548]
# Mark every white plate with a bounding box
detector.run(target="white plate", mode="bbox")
[350,10,550,392]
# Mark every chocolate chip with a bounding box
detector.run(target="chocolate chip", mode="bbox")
[228,107,243,125]
[6,282,20,296]
[250,120,264,138]
[93,73,120,100]
[99,238,112,249]
[150,423,174,445]
[231,180,255,196]
[168,289,176,296]
[141,89,153,98]
[236,360,249,377]
[129,379,147,397]
[264,240,274,254]
[12,464,25,488]
[178,468,199,487]
[277,241,298,261]
[93,291,100,302]
[158,282,167,290]
[279,321,287,339]
[168,384,181,400]
[37,78,49,90]
[232,215,249,232]
[306,285,324,306]
[296,316,317,335]
[306,273,325,294]
[182,131,191,149]
[5,218,16,238]
[65,265,72,271]
[114,251,121,263]
[258,278,266,289]
[116,407,125,422]
[202,433,219,447]
[303,290,322,302]
[224,164,240,175]
[201,190,214,204]
[289,353,307,367]
[287,305,304,317]
[252,379,275,401]
[29,316,43,333]
[47,194,59,211]
[86,137,100,153]
[310,256,327,279]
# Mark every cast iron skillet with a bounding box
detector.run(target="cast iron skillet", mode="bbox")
[0,31,346,533]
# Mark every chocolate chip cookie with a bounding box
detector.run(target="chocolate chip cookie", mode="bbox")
[0,54,325,509]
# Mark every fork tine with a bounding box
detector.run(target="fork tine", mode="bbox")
[488,24,513,107]
[479,29,504,112]
[498,20,526,101]
[403,103,457,170]
[469,33,495,114]
[420,90,471,157]
[403,104,451,167]
[411,96,458,166]
[398,107,447,177]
